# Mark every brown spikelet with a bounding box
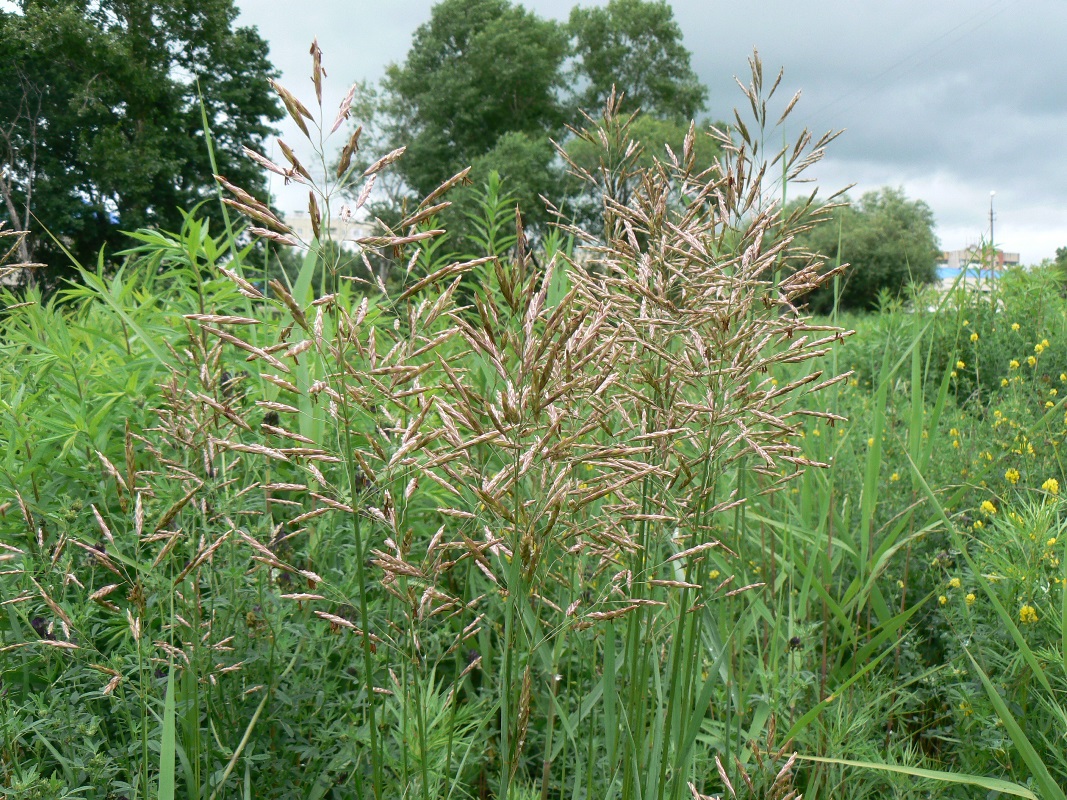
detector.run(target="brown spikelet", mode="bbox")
[309,39,324,105]
[218,265,266,299]
[336,124,362,176]
[363,146,406,177]
[267,280,310,331]
[270,80,314,137]
[332,86,357,135]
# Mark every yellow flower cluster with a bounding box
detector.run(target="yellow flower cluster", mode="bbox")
[1005,468,1020,485]
[1042,478,1059,495]
[1019,604,1039,624]
[980,500,998,515]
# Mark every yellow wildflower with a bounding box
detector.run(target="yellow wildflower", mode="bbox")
[1035,343,1046,354]
[970,332,979,343]
[1010,359,1020,369]
[980,500,997,515]
[1005,468,1020,484]
[1028,355,1037,367]
[973,520,984,530]
[1019,604,1038,624]
[867,437,874,447]
[1042,478,1060,495]
[709,569,720,580]
[1047,537,1057,547]
[890,472,900,482]
[1001,378,1009,387]
[1012,322,1020,331]
[938,595,948,606]
[948,577,961,589]
[956,360,966,369]
[965,593,976,606]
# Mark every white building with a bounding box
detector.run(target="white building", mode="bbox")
[939,245,1020,271]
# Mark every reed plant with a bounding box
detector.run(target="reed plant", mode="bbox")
[197,45,857,800]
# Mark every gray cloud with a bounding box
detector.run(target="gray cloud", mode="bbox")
[237,0,1066,262]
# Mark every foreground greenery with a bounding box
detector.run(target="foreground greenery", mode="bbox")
[4,52,1067,800]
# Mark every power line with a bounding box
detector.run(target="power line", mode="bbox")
[797,0,1017,126]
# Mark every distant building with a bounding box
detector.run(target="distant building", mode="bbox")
[282,211,375,251]
[936,245,1021,288]
[938,245,1020,271]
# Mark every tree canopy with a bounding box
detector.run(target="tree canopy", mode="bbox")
[569,0,707,120]
[793,187,941,313]
[381,0,570,199]
[362,0,711,236]
[0,0,282,284]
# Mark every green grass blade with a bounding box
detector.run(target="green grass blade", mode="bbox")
[159,665,177,800]
[793,754,1039,798]
[963,647,1067,800]
[208,689,270,800]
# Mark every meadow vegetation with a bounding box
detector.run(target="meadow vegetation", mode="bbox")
[3,30,1067,800]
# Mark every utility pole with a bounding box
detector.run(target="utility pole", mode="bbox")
[989,190,996,276]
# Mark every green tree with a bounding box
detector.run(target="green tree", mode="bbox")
[569,0,707,119]
[381,0,570,199]
[0,0,281,285]
[793,187,941,313]
[355,0,714,243]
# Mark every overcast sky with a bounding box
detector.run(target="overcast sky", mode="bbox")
[236,0,1065,264]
